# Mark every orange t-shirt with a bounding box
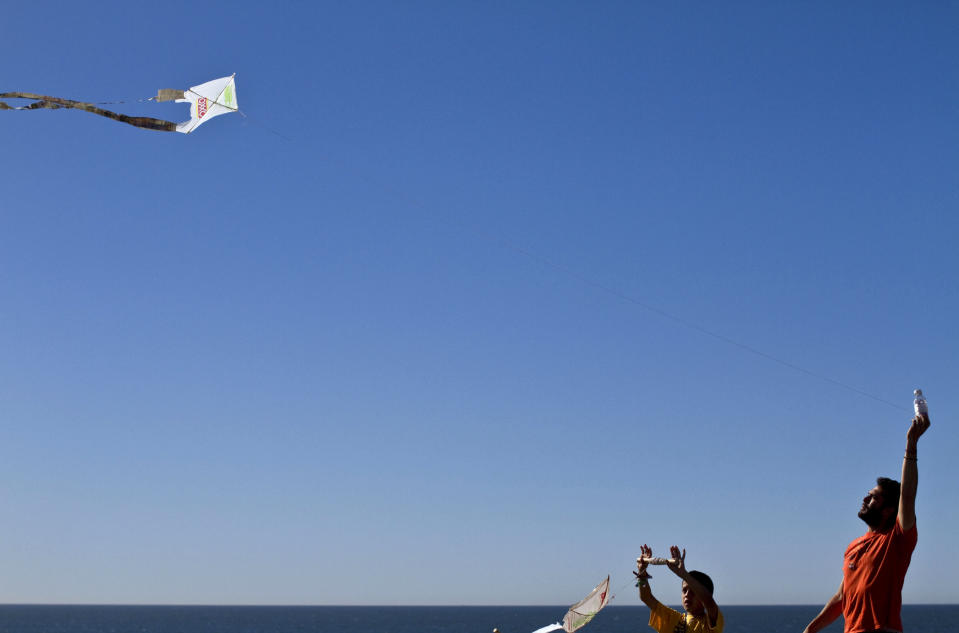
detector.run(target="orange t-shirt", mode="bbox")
[841,519,917,633]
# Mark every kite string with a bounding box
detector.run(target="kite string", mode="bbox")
[479,230,908,413]
[16,82,892,407]
[237,109,294,142]
[312,150,907,414]
[612,576,634,600]
[299,140,913,414]
[90,97,156,105]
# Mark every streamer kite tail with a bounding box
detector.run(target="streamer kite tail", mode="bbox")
[0,92,177,131]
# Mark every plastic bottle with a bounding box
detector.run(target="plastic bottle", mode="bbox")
[913,389,929,420]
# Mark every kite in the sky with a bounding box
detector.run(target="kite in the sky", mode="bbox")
[0,74,237,133]
[530,576,611,633]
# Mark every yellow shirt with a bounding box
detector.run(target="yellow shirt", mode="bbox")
[648,601,724,633]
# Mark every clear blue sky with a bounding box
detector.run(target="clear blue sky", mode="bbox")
[2,1,956,607]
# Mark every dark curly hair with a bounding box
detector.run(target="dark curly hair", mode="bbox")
[876,477,901,511]
[688,570,714,596]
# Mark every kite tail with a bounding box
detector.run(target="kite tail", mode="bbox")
[0,92,177,132]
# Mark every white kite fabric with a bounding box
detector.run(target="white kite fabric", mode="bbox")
[530,576,611,633]
[175,74,237,134]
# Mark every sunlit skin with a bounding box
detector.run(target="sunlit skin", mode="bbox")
[860,487,883,515]
[858,486,895,530]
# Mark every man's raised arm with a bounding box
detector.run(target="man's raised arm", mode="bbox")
[899,414,930,531]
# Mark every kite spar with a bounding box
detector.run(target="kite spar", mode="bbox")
[0,74,237,133]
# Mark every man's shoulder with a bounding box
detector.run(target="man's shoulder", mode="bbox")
[894,518,918,547]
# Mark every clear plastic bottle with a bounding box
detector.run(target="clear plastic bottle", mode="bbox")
[913,389,929,420]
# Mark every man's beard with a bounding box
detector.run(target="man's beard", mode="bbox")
[859,506,886,529]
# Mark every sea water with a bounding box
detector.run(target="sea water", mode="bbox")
[0,605,955,633]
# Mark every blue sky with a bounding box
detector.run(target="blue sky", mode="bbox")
[1,1,957,607]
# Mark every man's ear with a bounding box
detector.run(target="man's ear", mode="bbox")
[882,505,897,524]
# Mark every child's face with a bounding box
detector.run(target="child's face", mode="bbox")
[681,581,705,616]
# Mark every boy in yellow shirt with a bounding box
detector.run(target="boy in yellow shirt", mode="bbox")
[634,545,723,633]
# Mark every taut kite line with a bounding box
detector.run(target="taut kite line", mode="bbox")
[0,74,237,133]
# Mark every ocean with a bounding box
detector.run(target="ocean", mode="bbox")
[0,605,955,633]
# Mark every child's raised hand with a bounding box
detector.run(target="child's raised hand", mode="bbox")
[666,546,687,576]
[635,544,653,579]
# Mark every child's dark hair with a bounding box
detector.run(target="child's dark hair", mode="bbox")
[689,570,714,596]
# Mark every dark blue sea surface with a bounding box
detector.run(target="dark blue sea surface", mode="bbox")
[0,605,955,633]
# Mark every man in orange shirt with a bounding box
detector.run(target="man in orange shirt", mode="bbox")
[803,413,931,633]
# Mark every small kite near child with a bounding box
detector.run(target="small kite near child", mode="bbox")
[0,74,237,133]
[530,575,611,633]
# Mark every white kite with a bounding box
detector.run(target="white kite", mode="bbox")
[2,74,238,134]
[161,74,238,134]
[531,576,611,633]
